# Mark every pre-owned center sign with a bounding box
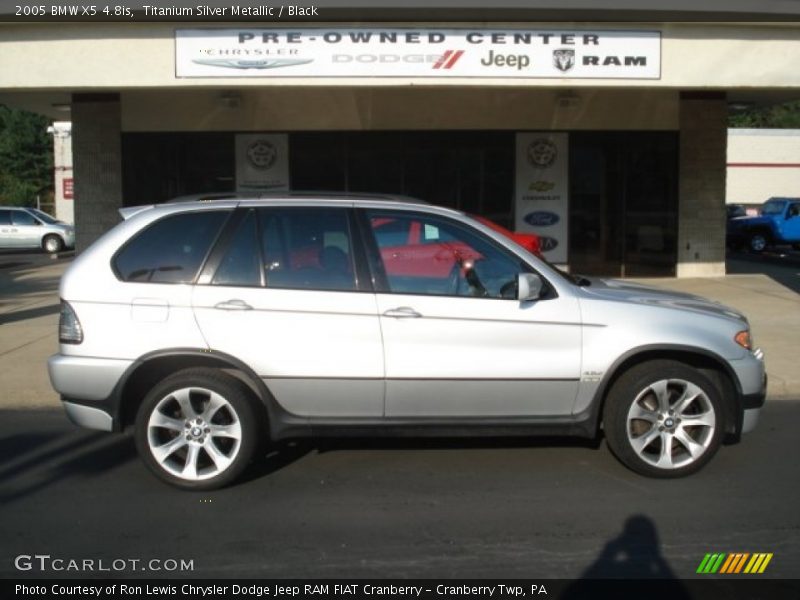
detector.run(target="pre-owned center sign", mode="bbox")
[176,28,661,79]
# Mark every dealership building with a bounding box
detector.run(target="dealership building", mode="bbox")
[1,2,799,277]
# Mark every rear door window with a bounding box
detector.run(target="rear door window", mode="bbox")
[114,210,229,283]
[258,207,357,292]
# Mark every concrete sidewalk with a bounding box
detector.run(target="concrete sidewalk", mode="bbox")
[632,273,799,399]
[0,258,63,409]
[0,260,797,410]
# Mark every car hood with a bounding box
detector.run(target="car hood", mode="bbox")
[579,277,748,324]
[728,215,769,228]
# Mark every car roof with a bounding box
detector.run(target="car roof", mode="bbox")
[119,191,437,220]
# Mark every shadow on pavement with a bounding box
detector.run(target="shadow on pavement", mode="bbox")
[561,515,691,598]
[240,435,604,485]
[0,303,59,325]
[0,424,137,504]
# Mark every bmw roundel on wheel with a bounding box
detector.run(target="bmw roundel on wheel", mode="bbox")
[47,193,766,489]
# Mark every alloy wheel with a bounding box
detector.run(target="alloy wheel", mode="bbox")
[146,387,243,481]
[626,378,716,470]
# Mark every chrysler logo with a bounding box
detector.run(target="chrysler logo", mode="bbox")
[192,58,314,70]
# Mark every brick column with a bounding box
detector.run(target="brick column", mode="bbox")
[71,93,123,252]
[677,92,727,277]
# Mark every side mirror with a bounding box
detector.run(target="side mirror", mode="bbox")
[517,273,543,301]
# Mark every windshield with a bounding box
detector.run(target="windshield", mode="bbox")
[761,200,786,216]
[28,208,60,224]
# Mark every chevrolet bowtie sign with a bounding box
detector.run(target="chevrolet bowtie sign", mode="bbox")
[176,28,661,79]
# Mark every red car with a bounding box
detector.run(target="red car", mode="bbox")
[370,214,542,282]
[470,215,542,257]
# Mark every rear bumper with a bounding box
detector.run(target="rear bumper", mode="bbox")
[48,354,132,431]
[48,354,132,400]
[63,401,114,432]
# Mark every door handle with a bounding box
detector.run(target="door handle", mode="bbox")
[214,299,253,311]
[383,306,422,318]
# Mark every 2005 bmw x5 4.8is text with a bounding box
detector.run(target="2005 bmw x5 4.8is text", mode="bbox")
[48,194,766,489]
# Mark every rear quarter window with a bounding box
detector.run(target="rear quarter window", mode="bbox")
[114,210,229,284]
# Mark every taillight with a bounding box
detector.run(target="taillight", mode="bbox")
[59,300,83,344]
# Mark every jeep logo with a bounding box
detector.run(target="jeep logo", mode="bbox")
[480,50,530,70]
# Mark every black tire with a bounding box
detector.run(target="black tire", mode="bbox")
[603,360,724,478]
[42,234,63,254]
[793,244,800,251]
[747,231,769,253]
[134,368,262,490]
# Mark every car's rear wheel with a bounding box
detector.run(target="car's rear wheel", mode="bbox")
[748,231,769,253]
[134,368,261,490]
[603,360,724,478]
[42,234,63,254]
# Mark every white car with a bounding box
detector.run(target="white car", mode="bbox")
[48,194,766,489]
[0,206,75,253]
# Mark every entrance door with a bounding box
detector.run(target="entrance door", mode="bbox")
[569,133,678,278]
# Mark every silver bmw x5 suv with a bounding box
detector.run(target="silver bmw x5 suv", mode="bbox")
[48,194,766,489]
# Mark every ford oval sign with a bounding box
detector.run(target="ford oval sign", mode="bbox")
[538,236,559,252]
[524,211,560,227]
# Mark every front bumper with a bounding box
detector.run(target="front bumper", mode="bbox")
[732,347,767,435]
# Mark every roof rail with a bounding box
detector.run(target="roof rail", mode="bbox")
[164,190,430,204]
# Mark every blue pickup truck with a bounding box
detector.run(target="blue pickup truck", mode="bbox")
[727,197,800,252]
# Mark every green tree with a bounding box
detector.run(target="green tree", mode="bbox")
[0,105,53,206]
[729,100,800,129]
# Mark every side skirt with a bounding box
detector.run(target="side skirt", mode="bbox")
[270,412,598,442]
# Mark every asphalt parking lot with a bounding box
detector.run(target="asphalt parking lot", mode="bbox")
[1,250,799,580]
[1,403,799,579]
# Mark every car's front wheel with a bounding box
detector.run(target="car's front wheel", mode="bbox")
[134,368,261,490]
[748,231,769,253]
[603,360,724,478]
[42,234,63,254]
